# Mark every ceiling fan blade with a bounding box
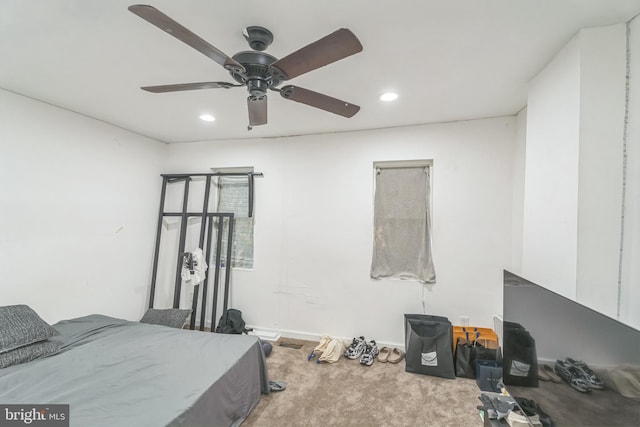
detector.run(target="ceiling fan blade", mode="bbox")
[270,28,362,81]
[279,85,360,118]
[141,82,238,93]
[248,96,267,126]
[128,4,245,74]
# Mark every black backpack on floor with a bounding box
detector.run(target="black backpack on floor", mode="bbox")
[215,309,250,334]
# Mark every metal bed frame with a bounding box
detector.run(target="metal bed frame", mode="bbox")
[148,172,262,331]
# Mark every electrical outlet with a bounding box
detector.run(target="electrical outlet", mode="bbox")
[459,316,470,326]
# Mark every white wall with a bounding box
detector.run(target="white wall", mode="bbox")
[511,107,527,272]
[0,89,166,324]
[164,117,516,346]
[576,24,626,319]
[521,22,638,329]
[621,15,640,329]
[523,35,581,300]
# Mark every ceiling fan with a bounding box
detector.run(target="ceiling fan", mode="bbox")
[128,5,363,129]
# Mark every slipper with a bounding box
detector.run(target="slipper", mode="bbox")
[378,347,391,363]
[388,348,405,364]
[543,364,562,383]
[538,365,551,381]
[268,380,286,392]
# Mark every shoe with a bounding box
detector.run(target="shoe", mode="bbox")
[377,346,391,363]
[359,340,379,366]
[542,364,562,383]
[388,348,405,364]
[554,360,591,393]
[566,358,605,390]
[268,380,286,392]
[537,365,551,381]
[344,336,366,360]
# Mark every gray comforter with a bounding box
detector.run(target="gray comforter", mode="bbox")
[0,315,269,427]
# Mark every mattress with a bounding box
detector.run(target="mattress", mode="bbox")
[0,314,269,427]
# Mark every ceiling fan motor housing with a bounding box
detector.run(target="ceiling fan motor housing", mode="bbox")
[248,79,268,98]
[230,51,281,96]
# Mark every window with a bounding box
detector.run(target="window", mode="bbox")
[213,169,254,269]
[370,160,436,283]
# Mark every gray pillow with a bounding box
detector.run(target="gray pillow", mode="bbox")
[140,308,191,329]
[0,305,60,353]
[0,339,60,369]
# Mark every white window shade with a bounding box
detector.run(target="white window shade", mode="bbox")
[217,176,254,269]
[371,164,436,283]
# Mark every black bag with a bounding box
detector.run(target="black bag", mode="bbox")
[503,326,538,387]
[476,359,503,392]
[404,315,456,379]
[215,308,248,334]
[455,337,498,378]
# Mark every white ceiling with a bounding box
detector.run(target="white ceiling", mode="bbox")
[1,0,639,143]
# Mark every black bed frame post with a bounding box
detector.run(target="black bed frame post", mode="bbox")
[148,176,168,309]
[210,216,225,332]
[189,289,198,330]
[173,177,191,308]
[199,216,215,331]
[189,176,213,330]
[222,214,235,315]
[198,176,212,247]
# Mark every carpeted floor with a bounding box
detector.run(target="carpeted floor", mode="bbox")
[243,339,484,427]
[509,378,640,426]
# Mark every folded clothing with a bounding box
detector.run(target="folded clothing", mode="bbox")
[507,410,542,427]
[477,392,517,420]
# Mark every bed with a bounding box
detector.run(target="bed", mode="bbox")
[0,313,269,427]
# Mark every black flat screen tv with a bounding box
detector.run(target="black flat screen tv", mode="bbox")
[502,270,640,427]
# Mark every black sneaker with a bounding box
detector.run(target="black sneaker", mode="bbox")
[566,358,605,390]
[554,360,591,393]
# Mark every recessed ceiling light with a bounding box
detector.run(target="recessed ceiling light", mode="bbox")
[199,114,216,122]
[379,92,398,102]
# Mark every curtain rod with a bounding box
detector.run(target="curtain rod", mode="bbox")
[161,172,264,178]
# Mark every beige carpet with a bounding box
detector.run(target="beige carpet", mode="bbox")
[243,339,484,427]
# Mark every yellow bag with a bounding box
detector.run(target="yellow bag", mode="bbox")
[453,326,499,353]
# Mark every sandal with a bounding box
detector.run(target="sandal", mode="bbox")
[537,365,551,381]
[378,347,391,363]
[268,380,286,392]
[542,364,562,383]
[388,348,405,364]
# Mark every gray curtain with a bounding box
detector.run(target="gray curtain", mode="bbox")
[370,166,436,283]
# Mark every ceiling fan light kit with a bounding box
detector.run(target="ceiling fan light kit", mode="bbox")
[128,4,363,129]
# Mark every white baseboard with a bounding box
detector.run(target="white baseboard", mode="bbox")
[247,329,281,342]
[245,325,405,352]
